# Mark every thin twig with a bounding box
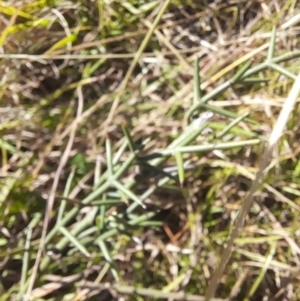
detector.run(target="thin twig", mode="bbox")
[23,87,84,301]
[205,72,300,300]
[0,47,203,60]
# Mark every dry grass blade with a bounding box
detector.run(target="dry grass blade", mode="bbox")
[205,72,300,300]
[23,87,84,301]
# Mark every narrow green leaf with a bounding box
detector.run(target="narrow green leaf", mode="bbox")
[59,226,91,257]
[175,152,184,187]
[113,180,145,208]
[267,25,276,62]
[122,125,136,153]
[113,139,129,165]
[106,138,114,179]
[231,60,253,84]
[138,221,163,227]
[160,139,261,155]
[98,240,120,281]
[0,120,19,131]
[92,199,123,205]
[185,80,231,121]
[237,77,269,84]
[121,2,142,14]
[18,228,32,300]
[97,194,107,232]
[140,1,159,12]
[216,112,249,138]
[96,228,118,242]
[128,211,158,225]
[269,63,297,80]
[82,59,105,79]
[193,56,202,104]
[44,34,77,54]
[57,167,76,224]
[208,122,268,141]
[244,242,277,300]
[0,139,17,154]
[94,154,102,188]
[28,213,42,229]
[199,102,256,124]
[0,169,21,204]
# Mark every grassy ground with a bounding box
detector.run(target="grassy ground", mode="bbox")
[1,0,300,300]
